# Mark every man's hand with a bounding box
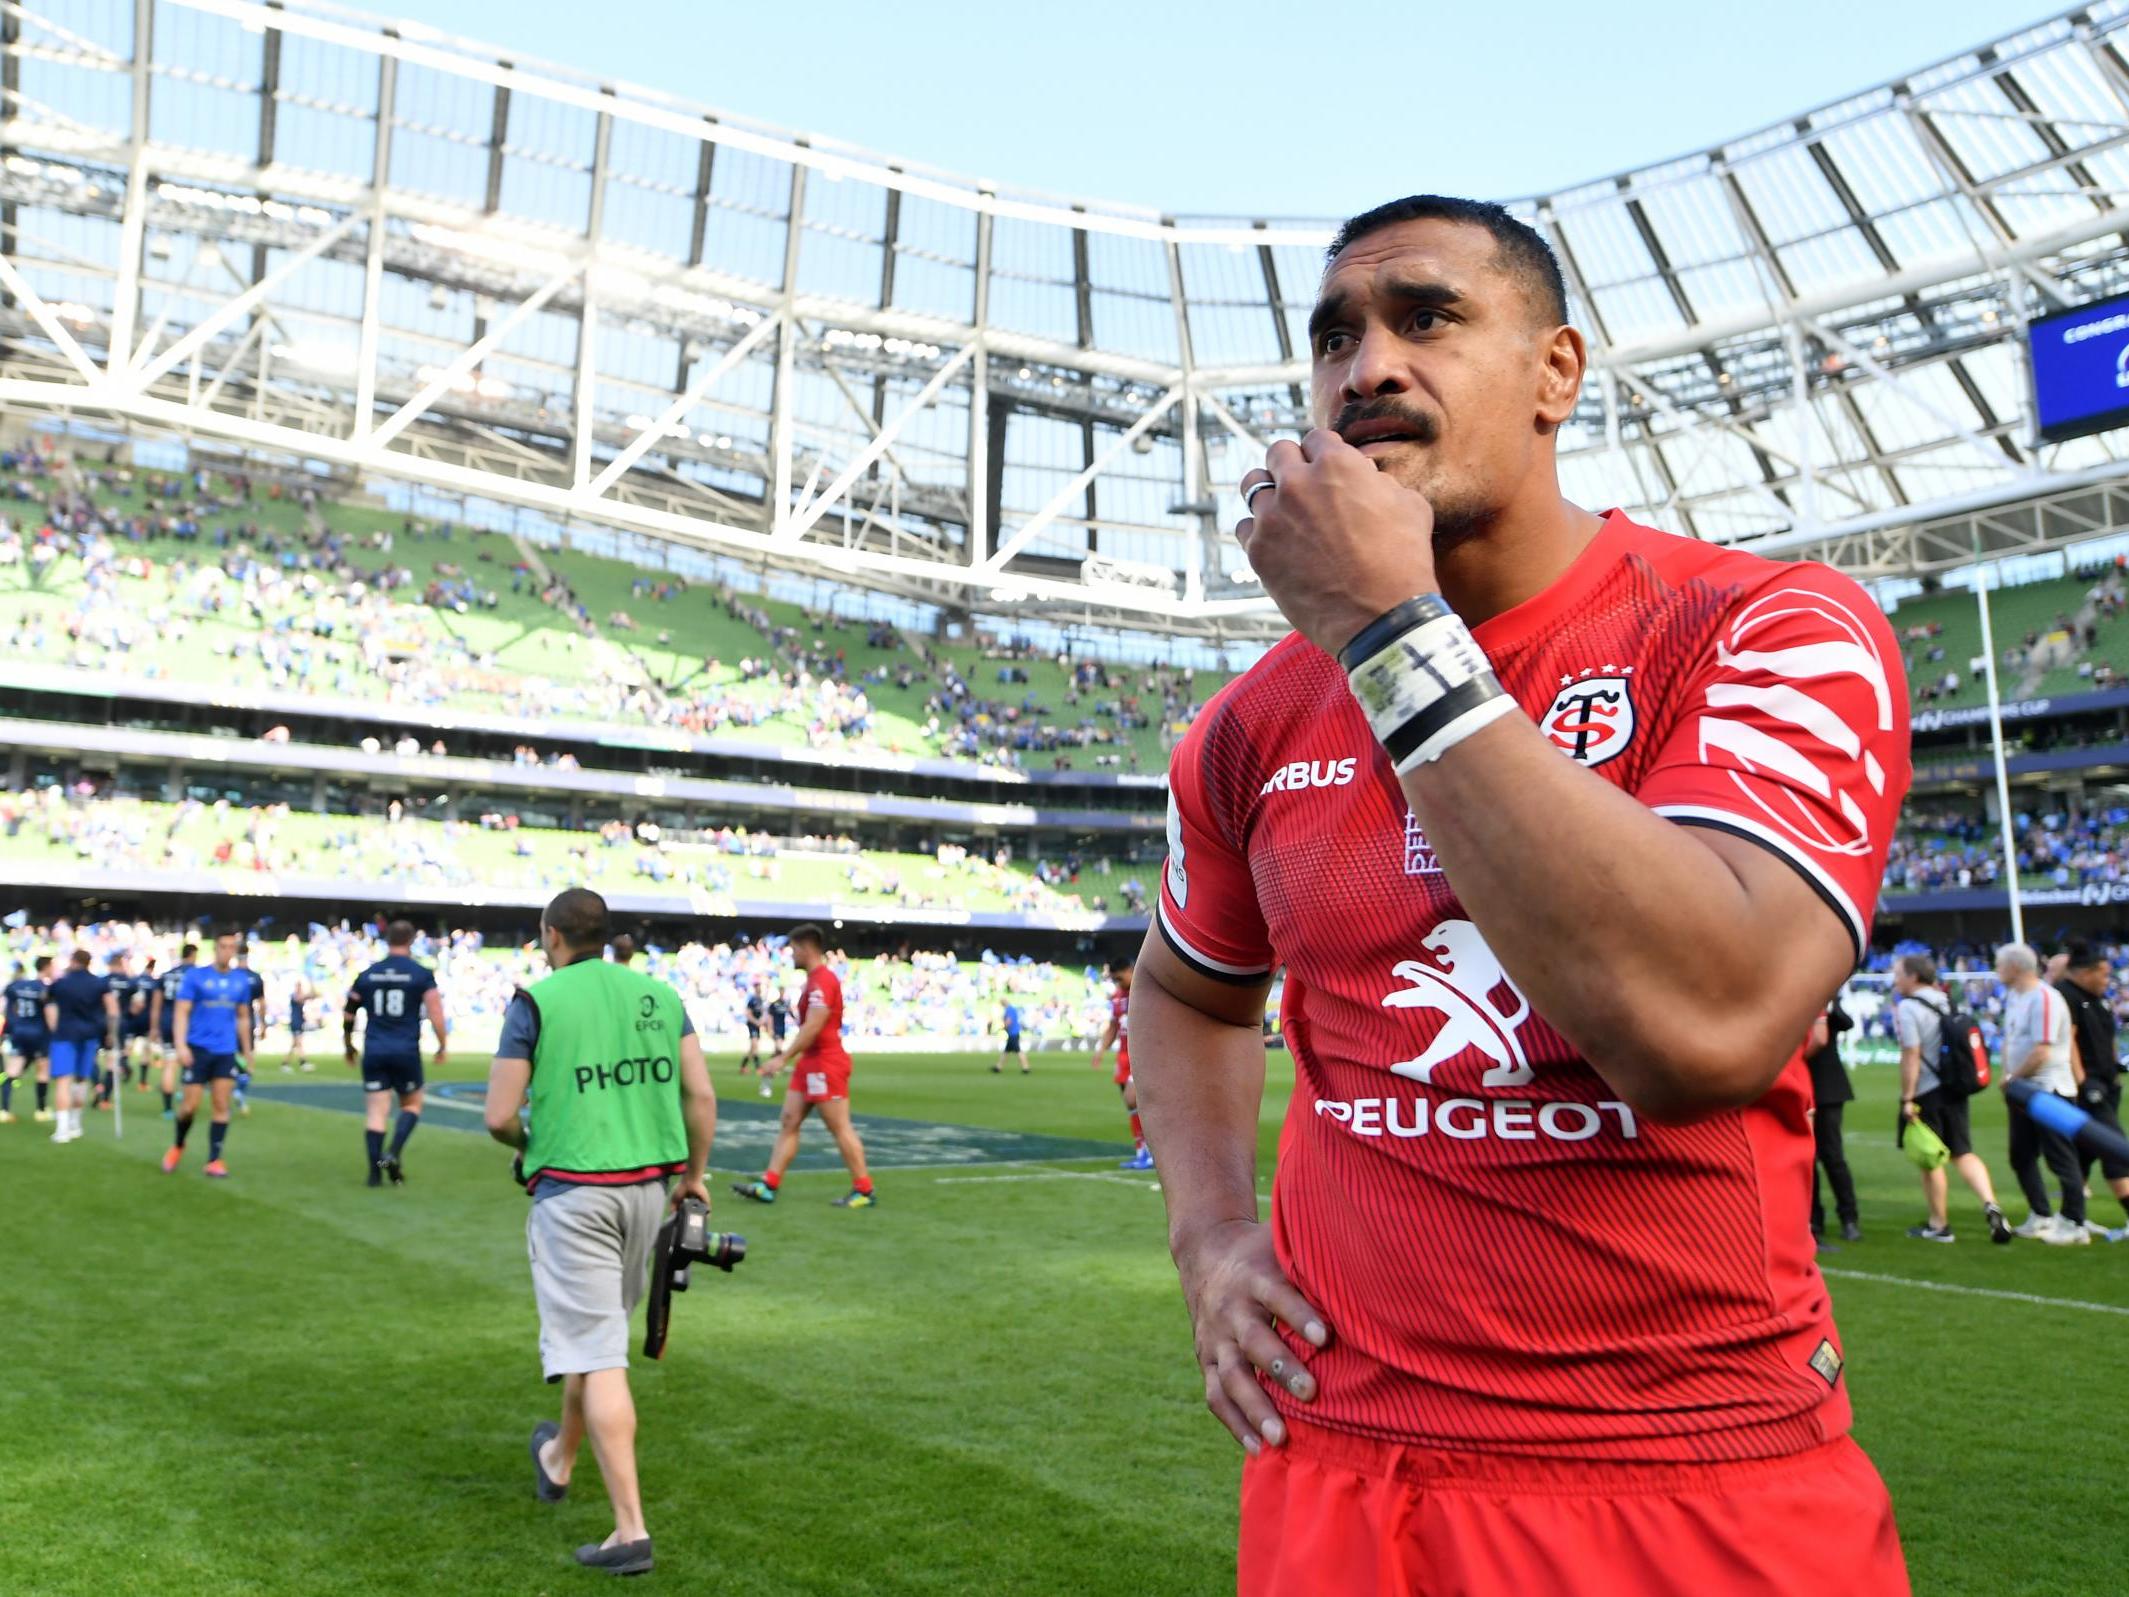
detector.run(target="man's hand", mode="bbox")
[343,1045,358,1069]
[434,1047,449,1073]
[1237,430,1440,657]
[176,1044,193,1071]
[672,1176,710,1212]
[1174,1218,1329,1455]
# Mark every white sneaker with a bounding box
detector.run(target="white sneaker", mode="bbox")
[2012,1213,2053,1238]
[2038,1216,2093,1246]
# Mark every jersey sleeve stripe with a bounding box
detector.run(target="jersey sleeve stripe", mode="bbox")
[1651,804,1866,959]
[1156,898,1272,985]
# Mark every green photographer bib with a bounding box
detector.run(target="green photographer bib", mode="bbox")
[521,959,688,1183]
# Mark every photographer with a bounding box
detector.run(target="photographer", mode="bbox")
[483,889,717,1577]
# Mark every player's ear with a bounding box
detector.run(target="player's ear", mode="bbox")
[1535,324,1586,432]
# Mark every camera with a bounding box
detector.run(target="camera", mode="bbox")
[644,1197,745,1359]
[668,1196,746,1280]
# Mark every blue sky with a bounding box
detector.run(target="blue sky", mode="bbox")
[377,0,2042,216]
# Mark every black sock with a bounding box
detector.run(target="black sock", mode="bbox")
[365,1128,385,1168]
[35,1081,47,1112]
[209,1120,227,1161]
[162,1090,174,1112]
[389,1110,420,1157]
[175,1113,193,1149]
[1,1077,11,1113]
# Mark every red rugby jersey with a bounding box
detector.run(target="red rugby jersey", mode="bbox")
[1158,510,1909,1462]
[1111,989,1131,1061]
[799,966,850,1069]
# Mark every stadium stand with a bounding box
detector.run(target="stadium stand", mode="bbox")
[0,446,1228,777]
[1888,559,2129,710]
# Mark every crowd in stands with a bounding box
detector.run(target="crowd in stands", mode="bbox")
[0,914,1116,1047]
[0,443,1219,774]
[1885,803,2129,894]
[0,783,1112,919]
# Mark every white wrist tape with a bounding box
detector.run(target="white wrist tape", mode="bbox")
[1341,596,1513,772]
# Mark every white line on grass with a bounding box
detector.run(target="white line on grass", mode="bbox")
[933,1170,1160,1189]
[1821,1267,2129,1318]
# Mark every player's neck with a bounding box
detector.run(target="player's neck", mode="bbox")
[1433,489,1605,628]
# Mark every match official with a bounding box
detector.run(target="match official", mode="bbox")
[483,889,717,1578]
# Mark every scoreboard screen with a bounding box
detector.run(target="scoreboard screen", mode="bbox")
[2029,290,2129,444]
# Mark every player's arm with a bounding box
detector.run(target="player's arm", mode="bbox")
[42,997,55,1036]
[424,986,448,1070]
[1132,931,1325,1454]
[775,1006,829,1071]
[342,990,361,1065]
[484,1055,530,1149]
[101,989,119,1050]
[174,998,193,1066]
[237,1000,252,1059]
[148,985,162,1037]
[674,1032,716,1209]
[1091,1015,1118,1066]
[1241,435,1876,1122]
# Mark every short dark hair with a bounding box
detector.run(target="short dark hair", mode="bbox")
[543,888,612,952]
[788,922,825,952]
[2064,941,2106,972]
[610,932,637,964]
[70,949,91,968]
[384,919,417,949]
[1896,952,1939,987]
[33,955,50,974]
[1327,194,1568,327]
[1108,954,1135,974]
[180,942,198,960]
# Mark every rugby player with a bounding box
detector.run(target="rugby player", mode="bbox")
[1,955,53,1125]
[44,950,116,1144]
[732,925,874,1209]
[234,945,267,1116]
[1090,956,1148,1171]
[1133,196,1911,1595]
[123,956,158,1093]
[741,984,767,1077]
[344,921,447,1186]
[281,976,315,1072]
[149,942,199,1119]
[992,998,1028,1075]
[163,930,254,1178]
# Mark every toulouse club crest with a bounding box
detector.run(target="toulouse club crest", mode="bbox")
[1540,668,1636,766]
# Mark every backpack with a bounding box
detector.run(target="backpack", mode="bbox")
[1907,991,1991,1099]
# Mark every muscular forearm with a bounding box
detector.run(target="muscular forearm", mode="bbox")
[779,1016,827,1062]
[1132,969,1268,1257]
[1400,714,1844,1117]
[1899,1049,1921,1103]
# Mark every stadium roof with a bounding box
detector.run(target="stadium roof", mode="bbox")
[9,0,2129,635]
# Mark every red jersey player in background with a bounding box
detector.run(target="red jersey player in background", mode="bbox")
[732,923,875,1210]
[1090,956,1150,1170]
[1132,195,1912,1597]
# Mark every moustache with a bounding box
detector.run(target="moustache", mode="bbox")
[1332,401,1440,448]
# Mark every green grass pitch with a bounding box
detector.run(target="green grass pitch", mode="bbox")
[0,1052,2121,1595]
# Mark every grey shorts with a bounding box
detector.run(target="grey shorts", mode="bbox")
[525,1180,666,1381]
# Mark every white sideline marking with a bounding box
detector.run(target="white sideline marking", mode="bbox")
[1822,1267,2129,1318]
[933,1170,1159,1189]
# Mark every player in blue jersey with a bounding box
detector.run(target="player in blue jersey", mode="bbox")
[741,984,767,1076]
[45,950,117,1144]
[163,929,254,1178]
[279,976,315,1072]
[992,999,1028,1075]
[122,956,158,1097]
[149,943,198,1119]
[1,956,53,1125]
[343,920,447,1187]
[764,992,791,1098]
[233,946,266,1116]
